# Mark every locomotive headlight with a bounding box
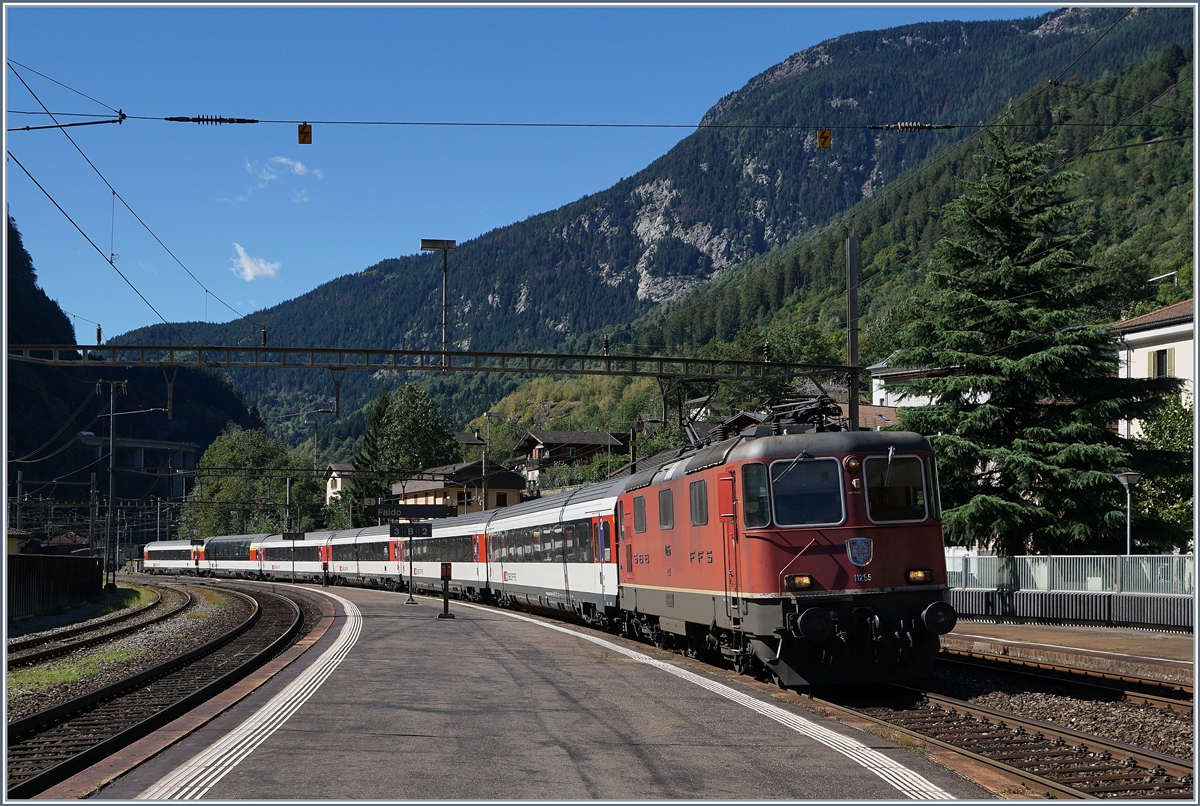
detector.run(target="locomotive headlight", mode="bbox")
[906,569,934,584]
[843,455,861,474]
[785,573,813,591]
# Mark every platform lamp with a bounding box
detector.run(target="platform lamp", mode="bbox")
[1114,472,1143,556]
[420,239,456,372]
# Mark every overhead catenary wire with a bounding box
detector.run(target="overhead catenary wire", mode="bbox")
[5,62,265,333]
[6,150,194,349]
[7,108,1178,132]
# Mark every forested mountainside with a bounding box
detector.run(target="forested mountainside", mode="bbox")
[470,42,1194,452]
[623,43,1194,366]
[113,7,1191,439]
[7,217,263,495]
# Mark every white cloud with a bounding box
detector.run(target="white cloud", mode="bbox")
[291,189,310,203]
[272,156,310,175]
[230,243,280,281]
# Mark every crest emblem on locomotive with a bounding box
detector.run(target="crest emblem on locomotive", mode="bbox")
[845,537,873,567]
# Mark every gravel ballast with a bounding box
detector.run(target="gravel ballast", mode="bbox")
[7,586,254,723]
[920,665,1193,760]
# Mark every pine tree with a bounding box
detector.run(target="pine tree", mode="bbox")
[890,131,1183,555]
[349,385,462,516]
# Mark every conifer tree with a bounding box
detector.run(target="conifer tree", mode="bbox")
[348,385,461,515]
[889,131,1183,555]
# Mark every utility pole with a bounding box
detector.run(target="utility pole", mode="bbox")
[16,470,23,530]
[420,239,456,372]
[99,380,127,589]
[89,473,96,555]
[846,236,860,431]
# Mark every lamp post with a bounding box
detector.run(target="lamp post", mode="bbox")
[1114,472,1143,556]
[420,239,456,371]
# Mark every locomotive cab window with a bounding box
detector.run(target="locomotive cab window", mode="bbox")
[864,454,927,522]
[925,456,943,520]
[770,458,844,526]
[742,463,770,528]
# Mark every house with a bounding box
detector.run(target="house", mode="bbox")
[8,527,30,555]
[1113,298,1194,438]
[325,462,354,505]
[867,356,946,408]
[390,460,526,514]
[514,431,628,484]
[454,431,487,461]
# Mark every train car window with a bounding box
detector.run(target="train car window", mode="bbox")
[601,520,612,562]
[658,489,674,530]
[552,529,564,563]
[742,463,771,528]
[578,520,593,562]
[864,455,927,522]
[925,457,943,520]
[591,522,600,563]
[633,495,646,533]
[151,548,192,560]
[562,525,573,562]
[532,529,544,563]
[689,480,709,526]
[771,458,844,526]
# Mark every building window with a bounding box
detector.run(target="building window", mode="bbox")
[331,478,338,489]
[457,491,468,508]
[1150,348,1175,378]
[495,492,509,507]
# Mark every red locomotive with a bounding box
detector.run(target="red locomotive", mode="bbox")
[614,425,955,687]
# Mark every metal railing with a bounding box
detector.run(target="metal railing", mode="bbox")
[945,553,1195,596]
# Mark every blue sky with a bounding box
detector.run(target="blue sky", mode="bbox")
[5,5,1055,341]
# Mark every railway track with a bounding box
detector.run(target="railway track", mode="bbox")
[940,645,1193,696]
[7,585,193,670]
[6,586,305,798]
[818,685,1193,799]
[937,653,1193,715]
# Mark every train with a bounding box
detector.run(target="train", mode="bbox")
[144,417,956,687]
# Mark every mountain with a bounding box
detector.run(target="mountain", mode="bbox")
[7,216,265,500]
[113,7,1192,431]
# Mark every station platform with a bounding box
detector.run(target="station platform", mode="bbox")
[944,620,1193,685]
[72,584,994,801]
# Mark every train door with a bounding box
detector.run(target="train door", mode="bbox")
[718,471,741,629]
[596,517,614,600]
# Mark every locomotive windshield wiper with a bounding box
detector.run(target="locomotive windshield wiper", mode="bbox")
[882,445,895,489]
[772,449,813,483]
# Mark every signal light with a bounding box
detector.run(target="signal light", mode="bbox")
[785,573,814,591]
[843,455,861,474]
[906,569,933,584]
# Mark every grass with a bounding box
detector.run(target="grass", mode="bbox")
[191,587,227,607]
[7,647,149,699]
[864,725,929,754]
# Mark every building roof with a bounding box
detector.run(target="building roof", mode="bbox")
[325,462,354,479]
[454,431,486,446]
[392,460,526,496]
[1114,298,1193,335]
[514,430,625,454]
[856,404,899,430]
